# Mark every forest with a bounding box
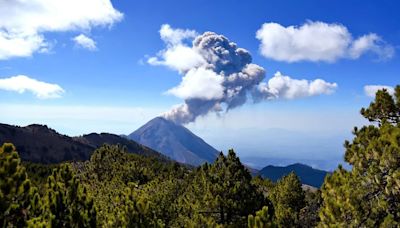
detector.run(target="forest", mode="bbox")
[1,86,399,227]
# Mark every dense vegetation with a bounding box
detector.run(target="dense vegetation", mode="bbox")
[1,86,399,227]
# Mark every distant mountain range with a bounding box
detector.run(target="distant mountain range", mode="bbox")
[0,123,166,163]
[258,163,329,188]
[128,117,219,166]
[241,156,342,172]
[0,121,330,188]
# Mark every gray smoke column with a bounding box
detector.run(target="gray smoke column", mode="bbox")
[148,24,337,125]
[163,31,265,124]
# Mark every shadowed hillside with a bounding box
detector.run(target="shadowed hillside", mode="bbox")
[0,123,166,163]
[258,163,329,188]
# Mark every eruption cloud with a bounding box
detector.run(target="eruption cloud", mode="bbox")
[148,24,337,125]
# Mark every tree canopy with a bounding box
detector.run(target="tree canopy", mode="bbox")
[319,85,400,227]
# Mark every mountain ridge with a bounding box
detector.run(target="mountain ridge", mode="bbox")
[258,163,329,188]
[0,123,167,163]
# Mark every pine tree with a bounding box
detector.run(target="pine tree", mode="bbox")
[117,184,164,227]
[135,177,187,227]
[182,150,265,226]
[248,206,277,228]
[43,164,97,227]
[269,172,305,227]
[0,143,42,227]
[361,87,400,124]
[319,85,400,227]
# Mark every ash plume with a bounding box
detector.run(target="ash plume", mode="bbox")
[149,24,337,125]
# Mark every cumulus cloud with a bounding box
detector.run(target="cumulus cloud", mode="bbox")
[256,21,394,62]
[159,24,198,45]
[0,0,122,59]
[0,75,64,99]
[349,34,394,60]
[364,85,394,97]
[166,67,224,100]
[148,24,204,72]
[148,45,205,72]
[253,72,337,101]
[149,24,338,124]
[73,34,97,51]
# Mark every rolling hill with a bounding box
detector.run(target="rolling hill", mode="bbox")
[258,163,329,188]
[0,123,166,163]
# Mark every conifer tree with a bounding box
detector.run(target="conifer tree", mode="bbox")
[43,164,96,227]
[319,86,400,227]
[248,206,277,228]
[117,184,164,227]
[270,172,305,227]
[182,150,265,226]
[361,87,400,124]
[0,143,41,227]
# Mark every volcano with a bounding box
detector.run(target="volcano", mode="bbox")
[128,117,219,166]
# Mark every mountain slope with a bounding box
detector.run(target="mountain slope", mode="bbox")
[128,117,219,166]
[75,133,167,160]
[0,124,93,163]
[258,163,329,188]
[0,123,166,164]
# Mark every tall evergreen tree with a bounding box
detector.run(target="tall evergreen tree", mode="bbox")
[269,172,305,227]
[116,184,164,227]
[43,164,97,227]
[182,150,265,226]
[361,88,400,124]
[319,86,400,227]
[0,143,41,227]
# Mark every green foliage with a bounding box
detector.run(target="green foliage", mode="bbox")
[73,144,189,226]
[88,144,149,183]
[0,143,41,227]
[269,172,305,227]
[117,184,165,227]
[24,162,58,194]
[43,164,97,227]
[180,150,265,226]
[360,86,400,124]
[135,177,187,227]
[0,141,281,227]
[251,176,275,199]
[248,206,277,228]
[319,86,400,227]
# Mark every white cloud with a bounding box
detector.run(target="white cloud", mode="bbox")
[148,24,205,72]
[159,24,198,46]
[0,75,64,99]
[0,32,48,59]
[148,45,205,72]
[256,21,394,62]
[73,34,97,51]
[349,34,394,60]
[255,72,337,100]
[166,67,224,100]
[364,85,394,97]
[0,0,122,59]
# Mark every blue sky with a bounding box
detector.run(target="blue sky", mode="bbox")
[0,0,398,169]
